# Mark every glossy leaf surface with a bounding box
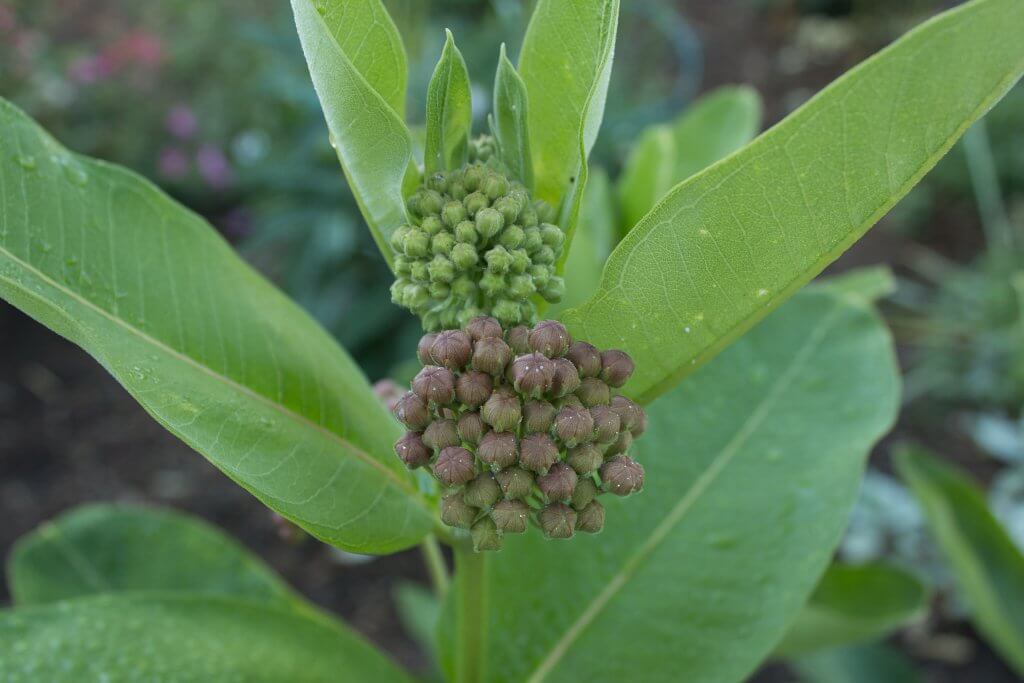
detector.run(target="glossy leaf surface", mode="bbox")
[492,44,533,188]
[425,30,472,176]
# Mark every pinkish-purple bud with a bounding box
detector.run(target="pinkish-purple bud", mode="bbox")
[523,400,556,434]
[496,466,534,500]
[430,330,473,370]
[466,315,503,341]
[472,336,512,376]
[441,493,477,529]
[491,499,530,533]
[537,462,578,501]
[506,325,531,355]
[600,455,644,496]
[576,500,605,533]
[554,405,595,448]
[477,431,519,469]
[423,418,460,452]
[589,405,621,443]
[600,349,635,388]
[576,377,610,407]
[528,320,571,357]
[539,503,577,539]
[433,446,476,486]
[457,411,486,445]
[549,358,581,398]
[394,431,431,469]
[455,371,493,408]
[412,365,456,405]
[566,341,602,378]
[519,433,560,473]
[394,392,431,430]
[512,353,555,399]
[417,333,438,365]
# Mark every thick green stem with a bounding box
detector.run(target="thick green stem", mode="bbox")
[454,544,487,683]
[420,535,450,598]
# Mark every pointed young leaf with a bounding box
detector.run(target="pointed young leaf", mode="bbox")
[564,0,1024,404]
[774,562,927,658]
[618,86,762,233]
[7,504,298,607]
[519,0,619,249]
[0,594,412,683]
[896,447,1024,676]
[492,44,533,188]
[424,29,472,175]
[0,99,435,554]
[292,0,414,268]
[443,290,899,683]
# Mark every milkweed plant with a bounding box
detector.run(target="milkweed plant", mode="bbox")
[0,1,1022,681]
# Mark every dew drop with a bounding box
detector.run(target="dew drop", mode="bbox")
[15,154,36,170]
[756,288,769,298]
[683,326,691,334]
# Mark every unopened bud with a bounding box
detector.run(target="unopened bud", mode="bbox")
[472,337,512,376]
[529,320,571,357]
[472,517,503,552]
[512,353,555,399]
[576,500,605,533]
[477,431,518,469]
[434,446,477,486]
[554,405,595,448]
[421,216,444,237]
[567,443,603,475]
[506,326,531,355]
[539,503,576,539]
[417,333,438,365]
[571,477,599,510]
[394,432,431,469]
[394,392,430,430]
[493,196,522,225]
[479,271,506,297]
[492,299,522,326]
[607,429,633,456]
[457,411,485,445]
[419,189,445,215]
[523,400,556,434]
[508,274,536,299]
[404,230,430,258]
[426,172,448,193]
[600,456,644,496]
[454,220,478,245]
[464,191,489,217]
[522,227,543,253]
[491,499,530,534]
[600,349,635,388]
[483,174,509,201]
[423,419,460,452]
[549,358,581,398]
[481,388,522,432]
[630,405,647,437]
[466,316,503,341]
[412,365,455,405]
[485,245,513,274]
[610,395,643,433]
[496,466,534,500]
[576,377,610,407]
[441,493,477,529]
[451,243,478,270]
[540,223,564,248]
[538,462,578,501]
[590,405,621,443]
[463,166,485,192]
[519,433,559,473]
[510,249,531,274]
[498,225,525,250]
[476,208,505,242]
[441,201,467,228]
[566,341,602,378]
[430,330,472,370]
[464,472,502,508]
[456,371,493,408]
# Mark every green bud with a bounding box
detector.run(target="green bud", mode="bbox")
[498,225,525,250]
[463,165,486,192]
[423,418,460,452]
[523,400,556,434]
[464,191,489,217]
[541,276,565,302]
[457,306,485,328]
[567,443,603,475]
[540,223,564,248]
[449,181,468,201]
[433,446,477,486]
[519,205,538,228]
[483,174,509,201]
[480,271,506,298]
[508,275,536,300]
[481,387,522,432]
[421,216,444,236]
[485,246,513,274]
[454,220,479,245]
[405,283,429,309]
[576,500,605,533]
[522,227,543,253]
[472,517,503,552]
[404,230,430,258]
[429,281,450,299]
[538,462,578,501]
[390,278,409,306]
[394,255,412,276]
[510,249,531,274]
[493,299,522,326]
[451,275,477,299]
[441,493,478,529]
[528,264,551,288]
[493,196,522,225]
[491,499,530,534]
[390,226,410,252]
[442,201,467,228]
[452,243,478,270]
[420,189,445,216]
[600,455,644,496]
[428,255,456,283]
[539,503,576,539]
[576,377,611,407]
[476,208,505,242]
[431,232,456,257]
[465,472,502,508]
[496,466,534,500]
[571,477,599,510]
[534,245,556,265]
[534,199,556,224]
[410,262,429,282]
[426,172,449,193]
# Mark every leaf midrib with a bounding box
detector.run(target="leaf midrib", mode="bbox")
[0,244,431,514]
[525,302,845,683]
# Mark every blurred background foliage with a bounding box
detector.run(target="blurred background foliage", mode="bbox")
[2,0,1024,679]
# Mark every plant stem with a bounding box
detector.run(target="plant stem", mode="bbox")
[963,119,1018,256]
[420,534,450,598]
[454,543,487,683]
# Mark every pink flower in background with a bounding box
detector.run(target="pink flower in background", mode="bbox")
[196,144,232,189]
[0,5,16,33]
[108,30,164,69]
[157,147,189,180]
[68,55,111,84]
[166,105,198,139]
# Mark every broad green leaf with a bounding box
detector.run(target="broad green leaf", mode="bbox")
[0,594,412,683]
[0,98,435,554]
[519,0,619,247]
[896,446,1024,676]
[492,44,533,189]
[424,29,472,176]
[793,643,923,683]
[618,86,762,233]
[549,168,616,317]
[444,289,900,683]
[394,582,441,665]
[774,562,927,658]
[815,266,897,305]
[565,0,1024,405]
[292,0,414,268]
[7,504,297,607]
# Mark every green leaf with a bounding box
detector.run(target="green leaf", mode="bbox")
[814,266,897,305]
[618,86,762,233]
[896,446,1024,676]
[774,562,927,658]
[0,594,412,683]
[492,43,533,189]
[0,98,435,554]
[443,289,900,683]
[292,0,414,268]
[565,0,1024,405]
[7,504,297,607]
[394,582,441,665]
[424,29,472,176]
[793,643,924,683]
[518,0,619,245]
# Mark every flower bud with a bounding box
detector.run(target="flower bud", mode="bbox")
[567,443,603,475]
[528,263,551,288]
[600,455,644,496]
[452,276,477,300]
[571,477,599,510]
[600,349,635,388]
[472,337,512,376]
[434,446,477,486]
[391,226,410,252]
[520,205,538,228]
[493,196,522,225]
[412,366,456,405]
[539,503,576,539]
[442,201,467,228]
[506,325,531,355]
[449,182,468,201]
[610,395,643,432]
[590,405,621,443]
[426,172,448,193]
[492,299,522,326]
[394,392,430,430]
[420,189,445,215]
[566,341,602,378]
[534,245,556,265]
[485,245,513,274]
[404,230,430,258]
[483,174,509,201]
[576,377,610,407]
[511,353,555,399]
[457,411,485,445]
[477,431,518,469]
[464,472,502,508]
[454,220,478,245]
[491,499,529,534]
[481,388,521,432]
[549,358,581,398]
[423,419,460,452]
[441,493,477,529]
[476,208,505,242]
[508,274,536,300]
[534,200,556,224]
[498,225,525,250]
[528,320,571,358]
[456,371,493,408]
[464,191,489,217]
[451,243,478,270]
[538,462,578,501]
[576,500,605,534]
[430,330,472,370]
[510,249,531,274]
[466,316,503,341]
[554,405,595,448]
[606,429,633,456]
[394,255,412,276]
[472,517,503,552]
[522,227,543,253]
[428,254,456,282]
[540,223,564,248]
[422,216,444,236]
[630,408,647,437]
[523,400,556,434]
[496,466,534,500]
[394,431,431,469]
[479,271,506,297]
[410,262,429,282]
[463,165,485,192]
[540,276,565,303]
[417,333,438,365]
[429,281,451,299]
[519,433,559,473]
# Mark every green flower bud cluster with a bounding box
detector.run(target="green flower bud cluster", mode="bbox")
[392,317,646,552]
[389,159,566,331]
[468,134,497,164]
